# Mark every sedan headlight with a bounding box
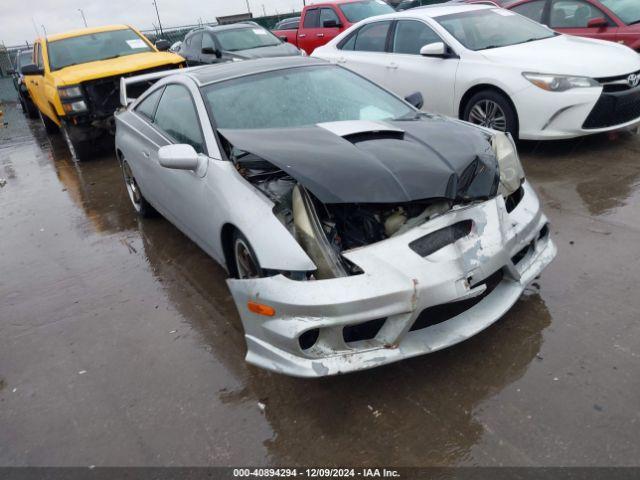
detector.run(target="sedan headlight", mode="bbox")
[522,73,598,92]
[492,132,524,196]
[58,85,83,99]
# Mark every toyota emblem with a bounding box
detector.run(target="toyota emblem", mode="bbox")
[628,73,640,88]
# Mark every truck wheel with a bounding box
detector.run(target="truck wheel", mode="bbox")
[24,97,39,119]
[39,110,59,135]
[62,126,93,162]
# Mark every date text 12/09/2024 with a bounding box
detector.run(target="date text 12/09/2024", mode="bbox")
[233,468,401,478]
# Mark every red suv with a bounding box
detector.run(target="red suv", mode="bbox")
[478,0,640,51]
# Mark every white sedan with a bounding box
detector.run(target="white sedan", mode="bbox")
[313,4,640,140]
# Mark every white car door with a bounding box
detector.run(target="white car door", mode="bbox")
[332,20,395,88]
[385,19,460,117]
[150,83,214,250]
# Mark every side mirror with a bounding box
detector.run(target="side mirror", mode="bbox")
[279,35,289,43]
[587,17,608,29]
[155,39,171,51]
[21,63,43,75]
[404,91,424,110]
[420,42,447,58]
[323,19,342,28]
[158,144,200,170]
[7,69,16,75]
[202,46,222,58]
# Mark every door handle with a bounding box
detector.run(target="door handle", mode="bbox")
[299,34,307,38]
[142,151,150,158]
[387,63,398,70]
[337,57,347,64]
[316,33,324,38]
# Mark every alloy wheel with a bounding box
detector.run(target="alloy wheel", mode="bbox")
[468,100,507,131]
[122,161,142,212]
[234,238,260,279]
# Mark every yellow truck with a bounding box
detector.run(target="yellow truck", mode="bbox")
[22,24,185,160]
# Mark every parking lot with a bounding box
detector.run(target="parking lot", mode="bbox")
[1,91,639,467]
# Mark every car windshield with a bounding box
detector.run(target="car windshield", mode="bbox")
[339,0,395,22]
[599,0,640,25]
[202,65,414,130]
[215,27,281,51]
[436,8,556,51]
[48,28,153,71]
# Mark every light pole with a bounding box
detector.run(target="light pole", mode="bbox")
[152,0,164,36]
[78,9,87,27]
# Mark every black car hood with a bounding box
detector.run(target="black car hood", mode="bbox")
[219,116,499,204]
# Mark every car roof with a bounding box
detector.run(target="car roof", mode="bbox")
[45,24,132,42]
[187,22,263,35]
[188,57,329,86]
[393,3,493,18]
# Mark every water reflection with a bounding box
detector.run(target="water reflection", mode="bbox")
[520,132,640,217]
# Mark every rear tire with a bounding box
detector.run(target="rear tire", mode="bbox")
[232,230,264,279]
[462,89,518,139]
[121,159,156,218]
[39,110,59,135]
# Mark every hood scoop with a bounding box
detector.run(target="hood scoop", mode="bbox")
[317,120,404,137]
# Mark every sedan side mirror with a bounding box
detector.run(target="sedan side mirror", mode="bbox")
[420,42,448,58]
[202,46,222,58]
[155,39,171,51]
[21,63,43,75]
[587,17,608,29]
[323,19,342,28]
[404,92,424,110]
[278,35,289,43]
[158,144,200,170]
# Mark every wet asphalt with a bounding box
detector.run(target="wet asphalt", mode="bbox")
[0,98,639,467]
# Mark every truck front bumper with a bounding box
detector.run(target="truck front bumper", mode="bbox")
[227,181,556,377]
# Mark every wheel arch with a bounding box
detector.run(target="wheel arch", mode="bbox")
[458,83,519,132]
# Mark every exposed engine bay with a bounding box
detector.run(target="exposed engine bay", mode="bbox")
[231,149,457,279]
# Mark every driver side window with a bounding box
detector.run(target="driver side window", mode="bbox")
[154,84,205,154]
[202,33,215,50]
[550,0,612,28]
[392,20,442,55]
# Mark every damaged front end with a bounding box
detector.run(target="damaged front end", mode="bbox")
[224,119,556,377]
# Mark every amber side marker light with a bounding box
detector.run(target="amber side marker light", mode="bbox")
[247,301,276,317]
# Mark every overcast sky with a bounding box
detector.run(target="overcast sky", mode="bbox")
[1,0,305,46]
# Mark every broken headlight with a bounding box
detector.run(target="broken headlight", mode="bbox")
[492,132,524,197]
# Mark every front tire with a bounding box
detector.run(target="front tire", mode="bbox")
[62,125,94,162]
[232,231,264,279]
[463,90,518,138]
[39,110,59,135]
[121,159,156,218]
[20,93,38,119]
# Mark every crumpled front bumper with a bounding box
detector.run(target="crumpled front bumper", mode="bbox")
[227,181,556,377]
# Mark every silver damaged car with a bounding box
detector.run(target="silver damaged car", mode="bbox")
[115,57,556,377]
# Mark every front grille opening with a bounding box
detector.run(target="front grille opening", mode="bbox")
[583,88,640,129]
[410,269,504,332]
[511,241,534,265]
[538,224,550,241]
[343,318,387,344]
[505,185,524,213]
[409,220,473,257]
[299,329,320,351]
